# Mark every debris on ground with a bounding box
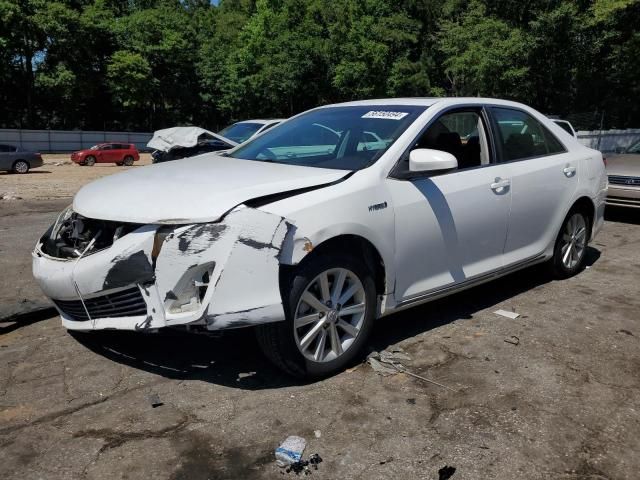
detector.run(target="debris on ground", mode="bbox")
[406,398,416,405]
[617,329,634,336]
[504,336,520,346]
[313,430,321,438]
[494,309,520,319]
[283,453,323,475]
[367,349,456,391]
[145,393,163,408]
[276,435,307,467]
[53,161,71,166]
[438,465,456,479]
[237,371,257,381]
[0,192,22,201]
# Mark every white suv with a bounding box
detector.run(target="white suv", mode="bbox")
[33,98,607,378]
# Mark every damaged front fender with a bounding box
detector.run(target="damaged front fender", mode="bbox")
[33,205,301,332]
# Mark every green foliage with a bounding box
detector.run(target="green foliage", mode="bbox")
[1,0,639,130]
[437,1,531,98]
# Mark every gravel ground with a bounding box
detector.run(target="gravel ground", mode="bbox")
[0,163,639,479]
[0,153,152,201]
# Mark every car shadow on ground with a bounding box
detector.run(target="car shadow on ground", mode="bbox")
[0,307,57,334]
[72,248,601,391]
[605,206,640,225]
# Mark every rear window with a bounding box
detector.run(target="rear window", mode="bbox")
[554,121,574,136]
[0,144,17,152]
[491,107,566,162]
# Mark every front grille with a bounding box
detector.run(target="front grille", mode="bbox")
[608,175,640,186]
[53,287,147,322]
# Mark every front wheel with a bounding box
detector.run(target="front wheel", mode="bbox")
[551,209,590,278]
[256,254,376,378]
[85,156,96,166]
[123,155,134,166]
[12,160,29,174]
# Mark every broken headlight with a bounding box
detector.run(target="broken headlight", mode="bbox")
[40,206,143,259]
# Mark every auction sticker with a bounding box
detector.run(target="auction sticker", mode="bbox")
[362,111,409,120]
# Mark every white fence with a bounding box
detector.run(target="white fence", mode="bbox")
[577,129,640,153]
[0,129,153,153]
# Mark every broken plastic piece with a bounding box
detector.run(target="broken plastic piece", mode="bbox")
[494,309,520,319]
[146,393,163,408]
[276,435,306,467]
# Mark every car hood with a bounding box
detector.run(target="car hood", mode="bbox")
[606,154,640,177]
[73,155,349,224]
[148,126,237,152]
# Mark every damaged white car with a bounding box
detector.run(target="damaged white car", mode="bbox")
[33,98,607,378]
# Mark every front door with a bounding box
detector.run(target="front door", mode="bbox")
[388,108,512,302]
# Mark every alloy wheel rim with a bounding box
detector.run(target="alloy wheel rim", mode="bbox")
[561,213,587,269]
[15,161,28,173]
[293,268,366,363]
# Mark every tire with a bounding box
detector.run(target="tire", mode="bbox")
[12,160,29,174]
[550,208,591,279]
[123,156,134,166]
[85,156,96,166]
[256,253,377,379]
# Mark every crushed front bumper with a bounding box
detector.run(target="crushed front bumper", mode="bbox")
[32,207,294,332]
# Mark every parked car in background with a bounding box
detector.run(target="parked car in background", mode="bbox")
[605,139,640,208]
[0,144,43,174]
[552,119,577,138]
[148,126,237,164]
[32,98,606,378]
[71,143,140,166]
[218,119,284,144]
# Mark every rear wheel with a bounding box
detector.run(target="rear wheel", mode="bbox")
[256,254,376,378]
[123,155,134,166]
[551,209,590,278]
[12,160,29,174]
[85,156,96,166]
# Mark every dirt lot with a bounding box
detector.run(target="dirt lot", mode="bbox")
[1,162,639,479]
[0,153,152,201]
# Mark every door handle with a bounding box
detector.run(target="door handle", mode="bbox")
[490,178,510,190]
[563,165,576,177]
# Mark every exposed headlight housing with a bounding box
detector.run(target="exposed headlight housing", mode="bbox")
[40,206,143,259]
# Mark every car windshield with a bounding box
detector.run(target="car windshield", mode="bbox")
[219,122,263,143]
[228,105,426,170]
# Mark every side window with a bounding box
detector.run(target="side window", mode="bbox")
[100,144,112,150]
[491,107,565,162]
[0,144,16,152]
[412,109,490,171]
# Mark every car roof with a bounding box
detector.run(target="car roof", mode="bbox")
[323,97,533,110]
[234,119,284,125]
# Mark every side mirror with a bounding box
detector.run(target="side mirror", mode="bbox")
[409,149,458,173]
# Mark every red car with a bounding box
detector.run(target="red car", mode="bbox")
[71,143,140,166]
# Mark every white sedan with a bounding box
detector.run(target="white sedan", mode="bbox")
[32,98,607,378]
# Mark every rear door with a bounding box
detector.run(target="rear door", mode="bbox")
[487,107,578,266]
[111,143,125,162]
[388,107,512,301]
